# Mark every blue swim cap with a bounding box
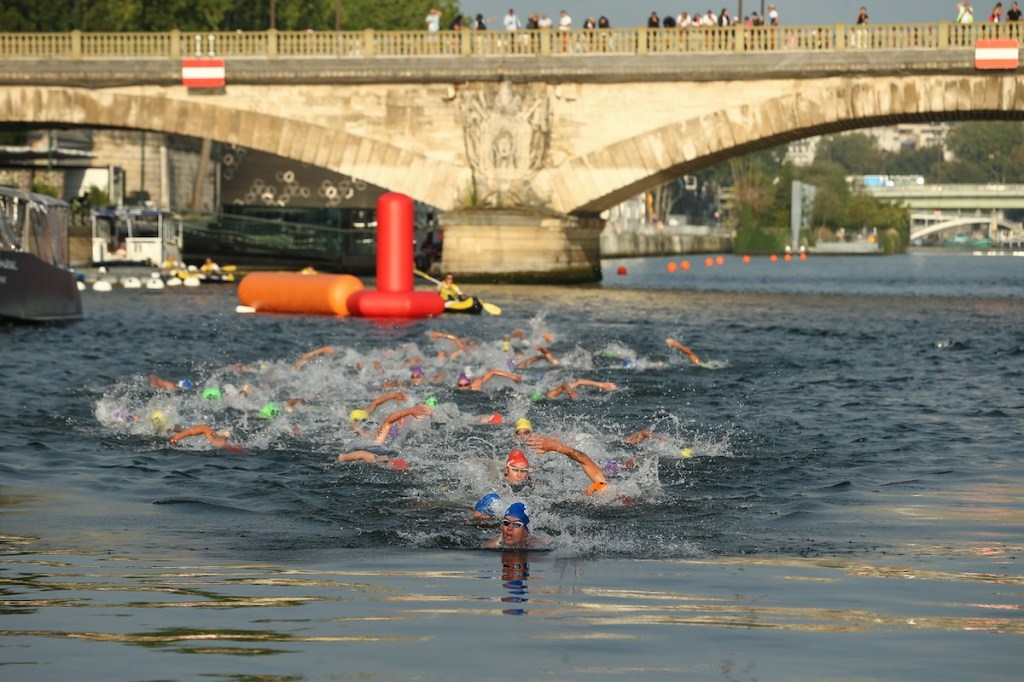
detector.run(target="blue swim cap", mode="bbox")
[177,378,194,390]
[504,502,530,528]
[621,359,635,368]
[474,492,503,518]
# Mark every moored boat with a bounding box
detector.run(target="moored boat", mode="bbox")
[0,187,83,322]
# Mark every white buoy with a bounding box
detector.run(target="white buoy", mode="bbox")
[122,277,142,289]
[235,305,257,314]
[165,277,182,287]
[76,281,86,291]
[145,277,165,290]
[182,276,201,287]
[93,279,113,292]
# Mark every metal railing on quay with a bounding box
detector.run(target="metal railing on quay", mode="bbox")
[2,23,1023,60]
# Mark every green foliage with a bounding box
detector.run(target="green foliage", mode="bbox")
[0,0,463,31]
[734,226,789,254]
[813,132,882,173]
[944,121,1024,182]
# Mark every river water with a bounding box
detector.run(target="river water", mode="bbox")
[2,251,1022,681]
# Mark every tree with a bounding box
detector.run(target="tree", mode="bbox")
[944,121,1024,183]
[813,132,882,174]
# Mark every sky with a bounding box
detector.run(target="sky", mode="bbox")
[454,1,961,28]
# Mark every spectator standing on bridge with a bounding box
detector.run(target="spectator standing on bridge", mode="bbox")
[856,6,869,24]
[767,4,779,25]
[990,2,1004,21]
[503,8,521,31]
[537,13,553,28]
[597,16,610,28]
[1008,1,1022,19]
[957,1,975,23]
[425,8,442,31]
[526,12,540,29]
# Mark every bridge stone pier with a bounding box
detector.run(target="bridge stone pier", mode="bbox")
[3,40,1024,281]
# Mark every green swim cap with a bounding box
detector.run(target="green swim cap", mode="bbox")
[259,402,281,419]
[425,396,438,407]
[602,347,620,358]
[202,387,222,401]
[529,391,546,402]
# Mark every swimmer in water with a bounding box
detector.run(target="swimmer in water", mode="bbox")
[665,338,703,366]
[542,378,618,400]
[337,404,432,463]
[484,502,551,549]
[456,369,523,391]
[148,375,194,391]
[168,424,243,452]
[524,433,608,495]
[472,449,534,519]
[291,346,334,371]
[515,346,560,368]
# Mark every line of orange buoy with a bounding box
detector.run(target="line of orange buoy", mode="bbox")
[654,252,810,274]
[622,253,812,277]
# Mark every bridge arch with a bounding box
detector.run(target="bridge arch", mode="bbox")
[551,74,1024,215]
[0,86,466,209]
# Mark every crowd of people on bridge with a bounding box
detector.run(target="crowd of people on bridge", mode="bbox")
[956,1,1024,23]
[426,7,785,32]
[427,5,1024,32]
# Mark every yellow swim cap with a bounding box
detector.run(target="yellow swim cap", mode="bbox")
[515,418,533,432]
[150,410,167,433]
[349,409,370,422]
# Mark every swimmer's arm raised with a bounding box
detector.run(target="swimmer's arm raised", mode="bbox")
[525,434,607,491]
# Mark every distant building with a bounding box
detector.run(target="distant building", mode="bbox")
[785,123,952,166]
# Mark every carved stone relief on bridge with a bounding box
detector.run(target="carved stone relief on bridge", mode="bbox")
[459,82,551,208]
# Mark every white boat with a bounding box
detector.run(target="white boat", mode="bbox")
[91,206,183,268]
[0,187,83,322]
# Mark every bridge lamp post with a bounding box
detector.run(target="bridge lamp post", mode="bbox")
[270,0,276,30]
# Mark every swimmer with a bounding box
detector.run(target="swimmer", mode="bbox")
[364,391,407,415]
[372,403,432,443]
[148,375,194,391]
[168,424,243,452]
[457,369,523,391]
[429,331,469,359]
[515,346,560,369]
[543,378,617,400]
[665,338,703,366]
[336,447,410,471]
[525,433,608,495]
[292,346,334,371]
[622,427,668,446]
[513,418,533,438]
[484,502,550,549]
[472,449,534,519]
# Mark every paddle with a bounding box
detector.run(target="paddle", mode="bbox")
[414,269,502,315]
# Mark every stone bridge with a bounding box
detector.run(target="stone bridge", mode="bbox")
[1,25,1022,280]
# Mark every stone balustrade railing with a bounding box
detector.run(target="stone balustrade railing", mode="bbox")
[0,23,1021,60]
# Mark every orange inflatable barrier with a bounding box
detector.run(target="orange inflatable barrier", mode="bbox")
[237,272,364,316]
